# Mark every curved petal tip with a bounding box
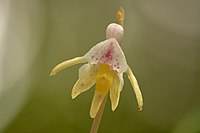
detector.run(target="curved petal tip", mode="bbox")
[138,105,143,112]
[50,69,57,76]
[50,57,87,76]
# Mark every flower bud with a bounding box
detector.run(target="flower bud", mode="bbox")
[106,23,124,43]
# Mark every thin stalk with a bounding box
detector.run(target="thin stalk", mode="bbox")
[90,94,108,133]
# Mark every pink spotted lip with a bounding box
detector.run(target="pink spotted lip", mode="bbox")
[84,38,128,73]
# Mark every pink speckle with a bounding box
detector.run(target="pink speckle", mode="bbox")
[105,50,112,58]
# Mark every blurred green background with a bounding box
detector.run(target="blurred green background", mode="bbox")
[0,0,200,133]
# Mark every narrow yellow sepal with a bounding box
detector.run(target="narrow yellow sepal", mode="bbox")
[110,73,121,111]
[71,64,97,99]
[90,91,108,118]
[126,66,143,111]
[50,56,86,76]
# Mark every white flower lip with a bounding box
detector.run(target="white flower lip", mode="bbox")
[84,38,128,73]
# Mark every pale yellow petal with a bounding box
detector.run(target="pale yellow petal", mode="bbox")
[71,64,97,99]
[109,73,121,111]
[118,73,124,91]
[126,66,143,111]
[78,64,90,78]
[50,56,86,76]
[90,91,108,118]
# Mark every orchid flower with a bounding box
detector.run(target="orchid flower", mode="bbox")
[50,22,143,118]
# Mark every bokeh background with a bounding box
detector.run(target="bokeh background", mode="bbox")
[0,0,200,133]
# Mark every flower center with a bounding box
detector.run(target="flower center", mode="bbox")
[95,64,116,93]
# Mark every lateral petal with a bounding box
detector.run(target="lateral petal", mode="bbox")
[118,73,124,91]
[126,66,143,111]
[109,73,121,111]
[50,56,86,76]
[79,63,90,78]
[90,91,108,118]
[71,64,97,99]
